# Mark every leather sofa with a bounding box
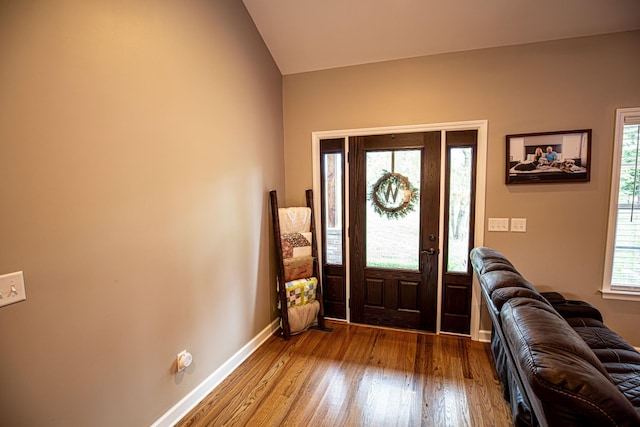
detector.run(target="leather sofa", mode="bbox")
[470,247,640,427]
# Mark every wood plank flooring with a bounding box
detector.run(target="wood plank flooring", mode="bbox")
[177,321,512,427]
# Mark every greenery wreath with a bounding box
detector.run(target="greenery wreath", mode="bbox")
[369,170,419,219]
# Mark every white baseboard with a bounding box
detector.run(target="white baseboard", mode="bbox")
[478,329,492,343]
[151,319,280,427]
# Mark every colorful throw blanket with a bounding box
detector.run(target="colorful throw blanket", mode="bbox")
[283,255,314,282]
[278,207,311,235]
[281,232,312,259]
[285,277,317,307]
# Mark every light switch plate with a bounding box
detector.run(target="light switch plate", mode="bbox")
[488,218,509,232]
[0,271,26,308]
[511,218,527,232]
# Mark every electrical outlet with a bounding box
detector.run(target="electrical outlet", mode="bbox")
[176,350,193,373]
[488,218,509,232]
[511,218,527,232]
[0,271,26,308]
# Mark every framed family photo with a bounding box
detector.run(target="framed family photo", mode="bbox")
[506,129,592,184]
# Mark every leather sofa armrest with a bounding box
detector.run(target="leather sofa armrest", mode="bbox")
[552,300,603,323]
[539,291,565,304]
[540,291,603,322]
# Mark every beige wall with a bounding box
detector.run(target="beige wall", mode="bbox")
[283,31,640,346]
[0,1,283,425]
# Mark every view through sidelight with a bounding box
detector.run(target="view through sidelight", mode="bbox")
[320,138,347,319]
[441,130,478,334]
[324,152,343,265]
[446,147,473,273]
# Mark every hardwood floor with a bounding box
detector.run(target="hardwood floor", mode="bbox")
[177,321,512,427]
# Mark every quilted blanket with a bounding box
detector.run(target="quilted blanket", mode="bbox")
[281,232,312,259]
[287,300,320,334]
[278,207,311,235]
[283,255,314,282]
[285,277,317,307]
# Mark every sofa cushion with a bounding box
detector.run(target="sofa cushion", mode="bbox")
[480,270,537,296]
[491,286,550,311]
[503,298,610,377]
[501,297,640,426]
[567,317,637,353]
[470,247,519,275]
[567,317,640,412]
[607,366,640,411]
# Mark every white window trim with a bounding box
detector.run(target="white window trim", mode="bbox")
[602,107,640,302]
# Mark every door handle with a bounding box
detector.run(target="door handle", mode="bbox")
[420,248,439,272]
[421,248,440,256]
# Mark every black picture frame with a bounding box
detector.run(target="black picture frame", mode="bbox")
[505,129,591,184]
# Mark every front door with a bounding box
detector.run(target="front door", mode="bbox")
[349,132,441,332]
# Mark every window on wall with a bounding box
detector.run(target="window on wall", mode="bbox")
[603,107,640,300]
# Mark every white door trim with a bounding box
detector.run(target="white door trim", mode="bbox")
[311,120,487,340]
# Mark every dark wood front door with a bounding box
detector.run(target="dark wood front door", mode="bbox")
[349,132,441,332]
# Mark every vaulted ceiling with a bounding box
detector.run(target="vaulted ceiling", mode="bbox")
[243,0,640,75]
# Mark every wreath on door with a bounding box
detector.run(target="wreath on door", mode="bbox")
[369,170,419,220]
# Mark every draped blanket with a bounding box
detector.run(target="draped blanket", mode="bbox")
[278,207,311,235]
[285,277,317,307]
[281,232,312,259]
[283,256,314,282]
[286,301,320,335]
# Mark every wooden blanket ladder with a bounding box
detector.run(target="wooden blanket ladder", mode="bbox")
[270,189,330,339]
